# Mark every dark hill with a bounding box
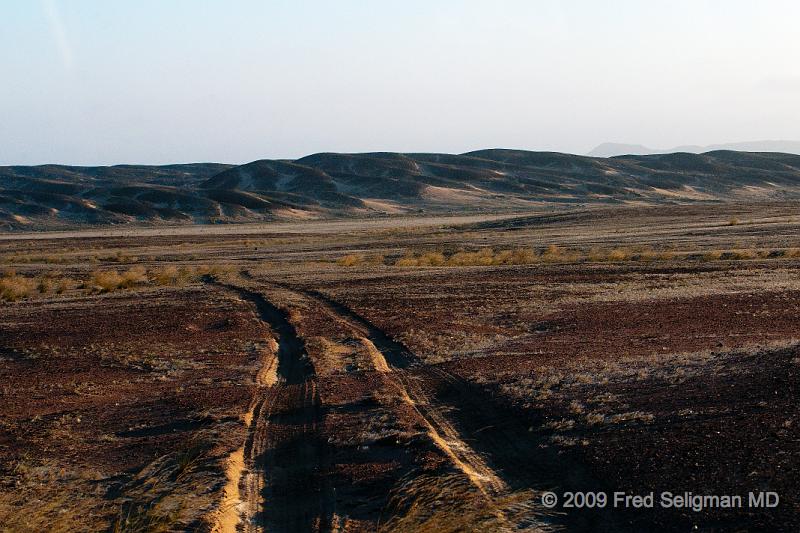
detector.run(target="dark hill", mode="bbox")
[2,150,800,230]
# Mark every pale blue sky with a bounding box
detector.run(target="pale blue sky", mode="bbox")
[2,0,799,165]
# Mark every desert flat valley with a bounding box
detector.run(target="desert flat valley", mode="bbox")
[2,188,800,531]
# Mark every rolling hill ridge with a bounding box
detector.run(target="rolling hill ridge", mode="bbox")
[3,149,800,229]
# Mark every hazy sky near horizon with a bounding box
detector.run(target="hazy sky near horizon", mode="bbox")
[2,0,800,165]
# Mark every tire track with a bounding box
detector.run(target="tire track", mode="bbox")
[211,280,333,533]
[288,287,528,523]
[294,286,630,532]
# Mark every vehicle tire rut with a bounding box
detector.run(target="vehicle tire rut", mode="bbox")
[210,280,333,533]
[285,285,546,530]
[288,284,631,532]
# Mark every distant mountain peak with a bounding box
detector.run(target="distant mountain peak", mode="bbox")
[588,140,800,158]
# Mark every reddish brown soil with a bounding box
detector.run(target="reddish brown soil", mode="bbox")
[555,346,800,532]
[0,286,265,528]
[305,262,800,531]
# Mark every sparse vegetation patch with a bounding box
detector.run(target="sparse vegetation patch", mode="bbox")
[334,245,800,268]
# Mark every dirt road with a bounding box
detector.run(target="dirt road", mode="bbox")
[211,275,633,531]
[214,281,333,533]
[293,285,631,532]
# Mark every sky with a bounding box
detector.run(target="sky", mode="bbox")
[1,0,800,165]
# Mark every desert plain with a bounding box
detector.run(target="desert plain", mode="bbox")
[1,202,799,532]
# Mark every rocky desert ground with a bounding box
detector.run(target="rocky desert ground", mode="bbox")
[1,202,799,532]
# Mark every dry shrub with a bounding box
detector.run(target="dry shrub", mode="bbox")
[606,248,630,262]
[54,278,72,294]
[1,269,74,299]
[586,246,670,262]
[4,264,233,299]
[343,253,387,267]
[0,272,37,301]
[37,276,53,294]
[493,248,537,265]
[150,265,196,286]
[450,248,532,266]
[121,266,148,287]
[493,250,514,264]
[438,250,466,266]
[513,248,538,264]
[395,252,420,267]
[151,265,180,285]
[337,254,364,267]
[395,247,539,268]
[388,242,800,267]
[90,266,149,293]
[541,245,562,262]
[447,248,495,266]
[395,257,419,267]
[195,264,235,278]
[585,412,606,425]
[90,265,195,292]
[417,252,446,266]
[728,217,741,226]
[90,269,125,292]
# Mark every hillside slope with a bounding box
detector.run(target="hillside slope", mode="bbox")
[2,150,800,229]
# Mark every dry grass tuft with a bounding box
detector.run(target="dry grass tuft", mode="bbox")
[337,254,364,267]
[385,243,800,268]
[606,248,630,262]
[585,412,606,425]
[195,264,236,278]
[378,472,546,533]
[393,247,540,268]
[0,459,106,532]
[86,264,235,293]
[1,264,237,299]
[90,269,125,292]
[0,272,38,302]
[541,245,562,262]
[90,267,150,292]
[336,253,386,267]
[417,251,446,266]
[150,265,190,286]
[395,254,419,267]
